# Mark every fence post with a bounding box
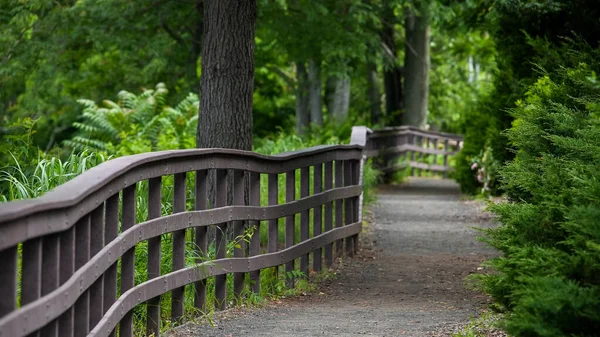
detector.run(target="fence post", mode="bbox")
[194,170,208,312]
[120,184,136,337]
[0,246,17,318]
[147,177,162,336]
[171,172,187,323]
[74,215,91,337]
[249,172,261,294]
[103,193,119,337]
[285,170,296,287]
[334,161,343,258]
[323,162,334,267]
[344,161,354,257]
[300,167,310,277]
[267,174,279,279]
[443,139,449,178]
[41,233,60,337]
[233,170,246,299]
[214,169,227,310]
[313,163,323,272]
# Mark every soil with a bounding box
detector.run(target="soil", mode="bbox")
[167,178,498,337]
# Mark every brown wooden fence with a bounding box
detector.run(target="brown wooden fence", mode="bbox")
[356,125,463,177]
[0,126,461,337]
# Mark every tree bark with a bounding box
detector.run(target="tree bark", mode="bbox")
[295,61,310,134]
[308,59,323,127]
[197,0,256,150]
[403,4,430,127]
[381,0,403,125]
[366,60,382,125]
[327,76,351,124]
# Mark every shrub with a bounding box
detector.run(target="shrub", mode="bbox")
[475,49,600,336]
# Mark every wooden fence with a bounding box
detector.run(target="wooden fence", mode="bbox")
[357,125,463,177]
[0,126,461,337]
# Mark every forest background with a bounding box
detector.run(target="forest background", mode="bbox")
[1,0,600,336]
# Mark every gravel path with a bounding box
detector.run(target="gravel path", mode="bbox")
[168,178,497,337]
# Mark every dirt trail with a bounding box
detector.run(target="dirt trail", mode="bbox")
[169,178,496,337]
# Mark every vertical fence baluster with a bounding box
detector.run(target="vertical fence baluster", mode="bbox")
[120,185,136,337]
[433,139,438,175]
[103,194,119,337]
[249,172,261,294]
[323,162,333,266]
[344,161,354,257]
[313,163,323,272]
[410,134,417,176]
[74,215,90,337]
[352,160,361,255]
[443,139,449,178]
[267,174,279,278]
[334,161,343,258]
[425,137,431,176]
[40,233,60,337]
[58,226,75,337]
[215,169,227,310]
[89,204,105,330]
[299,167,309,277]
[147,177,162,337]
[172,172,187,324]
[233,170,246,299]
[194,170,208,311]
[0,245,17,317]
[285,170,296,287]
[22,237,42,337]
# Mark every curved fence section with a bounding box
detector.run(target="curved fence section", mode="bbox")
[353,125,463,178]
[0,145,363,337]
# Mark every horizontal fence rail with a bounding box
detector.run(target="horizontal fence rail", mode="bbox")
[352,125,463,178]
[0,145,364,337]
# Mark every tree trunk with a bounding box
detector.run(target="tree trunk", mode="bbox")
[381,0,403,125]
[308,59,323,127]
[327,76,351,124]
[295,61,310,134]
[403,4,430,127]
[366,60,382,125]
[197,0,256,150]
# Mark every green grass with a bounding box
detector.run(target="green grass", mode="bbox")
[453,312,507,337]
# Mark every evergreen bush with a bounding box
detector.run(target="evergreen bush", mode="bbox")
[476,47,600,336]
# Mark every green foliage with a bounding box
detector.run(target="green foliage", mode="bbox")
[455,0,600,195]
[64,83,198,155]
[475,50,600,336]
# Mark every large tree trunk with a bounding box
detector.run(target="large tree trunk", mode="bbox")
[197,0,256,150]
[295,61,310,134]
[366,59,382,125]
[381,0,403,125]
[327,76,351,124]
[403,4,430,127]
[308,59,323,127]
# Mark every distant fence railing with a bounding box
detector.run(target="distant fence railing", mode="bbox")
[0,144,364,337]
[0,125,462,337]
[353,125,463,178]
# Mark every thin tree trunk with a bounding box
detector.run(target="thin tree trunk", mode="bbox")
[327,76,351,124]
[308,59,323,127]
[403,4,430,127]
[296,61,310,134]
[381,0,403,125]
[197,0,256,150]
[366,60,382,125]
